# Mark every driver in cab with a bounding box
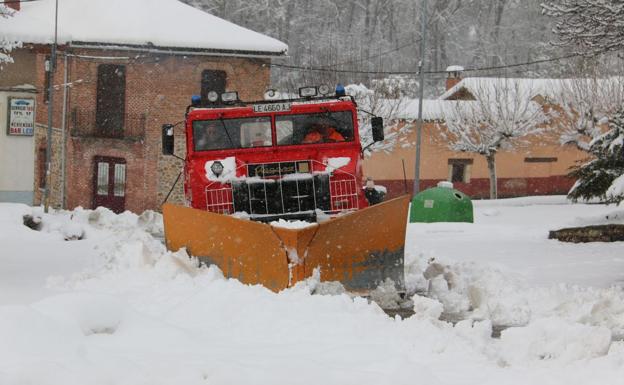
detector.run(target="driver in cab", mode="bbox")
[302,122,345,144]
[195,122,230,151]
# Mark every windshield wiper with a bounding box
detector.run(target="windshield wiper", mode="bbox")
[218,116,235,147]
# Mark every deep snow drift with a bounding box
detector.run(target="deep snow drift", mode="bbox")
[0,197,623,385]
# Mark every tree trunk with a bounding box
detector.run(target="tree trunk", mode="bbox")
[486,153,498,199]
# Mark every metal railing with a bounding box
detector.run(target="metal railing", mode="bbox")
[70,108,146,140]
[204,160,359,218]
[329,177,359,211]
[206,187,235,214]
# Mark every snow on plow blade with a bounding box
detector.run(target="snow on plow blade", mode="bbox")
[162,195,410,292]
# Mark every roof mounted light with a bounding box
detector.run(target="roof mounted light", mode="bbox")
[207,91,219,102]
[191,95,201,106]
[318,84,331,95]
[221,91,239,103]
[299,86,318,98]
[335,84,346,97]
[264,88,278,100]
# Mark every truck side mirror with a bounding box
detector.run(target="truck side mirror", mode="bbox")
[162,124,174,155]
[371,117,384,142]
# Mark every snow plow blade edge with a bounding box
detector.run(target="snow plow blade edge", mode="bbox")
[162,195,410,292]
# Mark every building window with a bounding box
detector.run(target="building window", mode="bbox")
[96,64,126,134]
[200,70,227,104]
[451,163,466,183]
[524,157,557,163]
[96,161,126,197]
[113,163,126,197]
[448,159,473,183]
[96,162,109,195]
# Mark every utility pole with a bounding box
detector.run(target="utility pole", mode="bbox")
[412,0,428,196]
[43,0,58,212]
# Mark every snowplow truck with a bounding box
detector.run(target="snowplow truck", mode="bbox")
[161,86,409,293]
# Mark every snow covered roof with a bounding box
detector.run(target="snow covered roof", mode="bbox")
[439,77,624,101]
[445,65,464,72]
[392,99,474,121]
[439,77,557,101]
[0,0,288,57]
[345,83,466,122]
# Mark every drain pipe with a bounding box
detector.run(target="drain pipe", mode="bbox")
[60,54,68,209]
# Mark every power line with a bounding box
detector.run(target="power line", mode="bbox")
[458,53,583,73]
[270,50,607,77]
[314,38,421,69]
[269,62,426,76]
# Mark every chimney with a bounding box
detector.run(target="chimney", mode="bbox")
[445,65,464,91]
[6,0,20,11]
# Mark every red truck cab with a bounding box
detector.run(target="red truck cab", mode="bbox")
[162,87,384,222]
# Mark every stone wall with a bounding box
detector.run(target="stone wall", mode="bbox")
[33,124,63,209]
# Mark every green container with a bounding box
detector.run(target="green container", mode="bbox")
[409,182,473,223]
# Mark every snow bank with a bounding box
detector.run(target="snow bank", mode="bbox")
[2,197,624,384]
[500,318,612,364]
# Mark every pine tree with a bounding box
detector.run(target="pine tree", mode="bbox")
[568,108,624,203]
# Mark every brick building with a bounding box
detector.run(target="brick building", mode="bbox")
[0,0,287,213]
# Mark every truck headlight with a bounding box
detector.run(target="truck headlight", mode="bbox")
[318,84,331,95]
[299,86,317,98]
[221,92,239,102]
[211,161,224,177]
[207,91,219,102]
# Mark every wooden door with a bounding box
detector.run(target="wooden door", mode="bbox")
[93,156,126,213]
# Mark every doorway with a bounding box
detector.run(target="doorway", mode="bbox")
[93,156,126,213]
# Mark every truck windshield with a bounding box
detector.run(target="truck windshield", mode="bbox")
[193,116,272,151]
[276,111,354,146]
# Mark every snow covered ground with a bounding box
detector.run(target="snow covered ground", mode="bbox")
[1,197,623,384]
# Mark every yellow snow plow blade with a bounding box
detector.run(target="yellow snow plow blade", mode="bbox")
[162,195,410,292]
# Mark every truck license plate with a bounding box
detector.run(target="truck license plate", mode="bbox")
[253,103,291,113]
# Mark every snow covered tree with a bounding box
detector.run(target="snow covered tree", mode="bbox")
[568,108,624,204]
[440,79,549,199]
[550,76,624,151]
[542,0,624,54]
[0,5,20,69]
[184,0,569,91]
[345,82,408,155]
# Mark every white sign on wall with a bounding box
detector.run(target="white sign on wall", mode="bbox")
[7,98,35,136]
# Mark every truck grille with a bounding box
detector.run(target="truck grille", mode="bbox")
[232,174,331,219]
[204,161,359,221]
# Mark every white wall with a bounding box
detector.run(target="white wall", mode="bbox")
[0,90,36,204]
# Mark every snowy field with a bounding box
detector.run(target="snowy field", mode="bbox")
[1,197,624,385]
